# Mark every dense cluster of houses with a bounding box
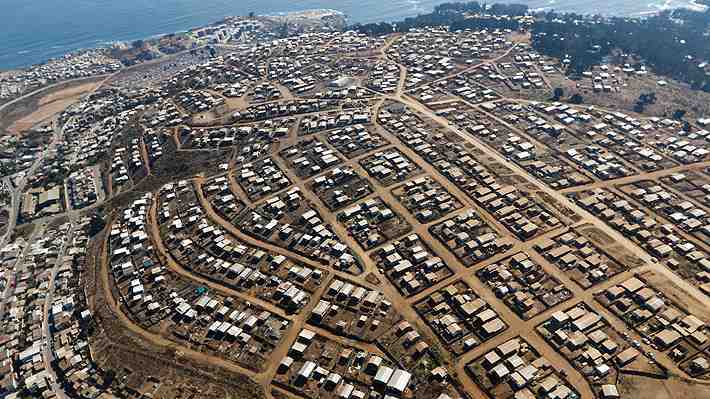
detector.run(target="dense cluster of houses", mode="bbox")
[141,98,184,128]
[536,230,627,288]
[430,210,511,267]
[360,149,421,187]
[537,303,660,396]
[379,105,559,240]
[234,99,340,123]
[365,62,400,94]
[597,275,709,377]
[387,28,512,90]
[112,192,292,371]
[66,167,101,209]
[176,88,224,113]
[624,180,709,237]
[579,110,708,171]
[394,176,462,223]
[338,197,409,250]
[184,121,287,151]
[326,125,388,158]
[46,220,118,397]
[236,186,362,275]
[373,234,453,297]
[573,188,710,291]
[276,326,455,399]
[236,158,291,201]
[476,252,572,320]
[299,109,371,134]
[422,79,499,105]
[160,182,326,312]
[281,138,343,178]
[309,278,398,341]
[476,101,593,189]
[0,223,73,397]
[310,166,373,210]
[466,337,579,399]
[415,281,507,355]
[0,127,52,179]
[7,16,710,399]
[0,50,121,101]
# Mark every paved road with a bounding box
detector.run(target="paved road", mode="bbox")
[41,222,75,399]
[0,177,15,245]
[1,74,114,245]
[0,225,42,319]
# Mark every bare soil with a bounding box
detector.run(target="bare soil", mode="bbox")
[618,373,710,399]
[640,270,710,323]
[0,76,104,136]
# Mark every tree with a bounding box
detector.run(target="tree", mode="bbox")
[672,109,687,120]
[249,11,255,19]
[553,87,564,100]
[88,214,106,237]
[634,92,656,113]
[530,11,710,89]
[131,39,145,49]
[569,93,584,104]
[277,23,289,38]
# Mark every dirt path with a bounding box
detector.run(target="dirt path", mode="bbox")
[97,220,265,381]
[146,193,291,319]
[139,133,152,176]
[390,93,710,386]
[559,160,710,194]
[193,178,374,289]
[81,31,710,399]
[263,138,493,398]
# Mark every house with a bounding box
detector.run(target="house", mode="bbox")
[387,369,412,395]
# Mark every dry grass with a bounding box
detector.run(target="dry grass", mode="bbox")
[547,70,710,120]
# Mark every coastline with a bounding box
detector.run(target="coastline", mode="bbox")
[0,8,346,74]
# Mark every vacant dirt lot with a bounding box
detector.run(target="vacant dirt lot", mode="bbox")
[618,373,710,399]
[0,76,105,136]
[8,81,101,134]
[640,270,710,323]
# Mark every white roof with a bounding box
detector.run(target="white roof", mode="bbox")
[387,369,412,393]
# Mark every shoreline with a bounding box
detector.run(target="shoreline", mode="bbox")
[0,7,346,74]
[529,0,706,17]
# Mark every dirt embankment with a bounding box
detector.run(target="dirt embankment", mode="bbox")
[86,223,265,399]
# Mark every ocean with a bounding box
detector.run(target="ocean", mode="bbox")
[0,0,704,70]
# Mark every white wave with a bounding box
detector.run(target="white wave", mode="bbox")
[406,0,424,13]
